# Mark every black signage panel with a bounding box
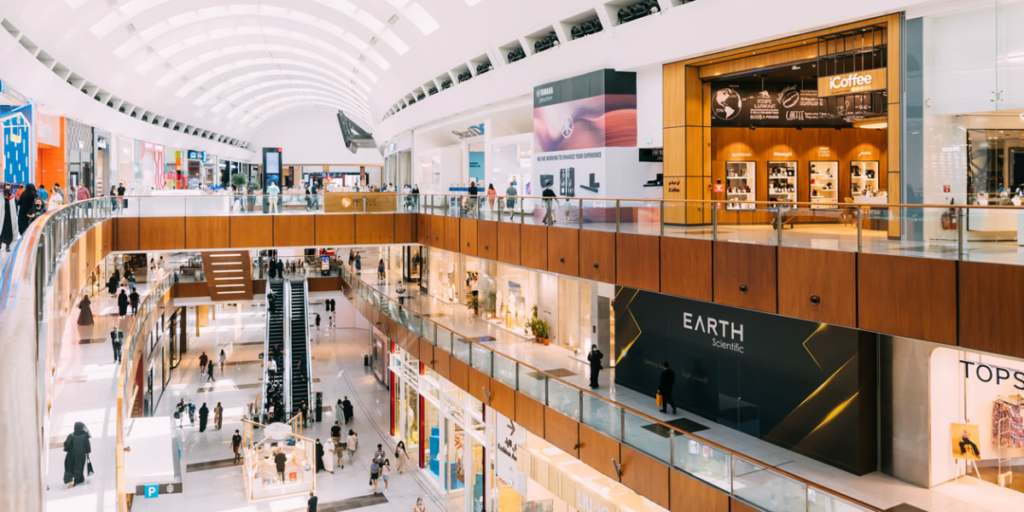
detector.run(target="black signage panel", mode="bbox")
[710,78,885,128]
[614,287,877,475]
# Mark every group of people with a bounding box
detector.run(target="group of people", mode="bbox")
[198,350,227,383]
[175,398,224,432]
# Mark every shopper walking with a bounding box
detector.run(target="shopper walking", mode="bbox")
[129,289,140,316]
[199,352,209,377]
[76,184,90,202]
[315,439,326,473]
[219,349,227,374]
[315,313,321,331]
[377,258,385,284]
[413,498,427,512]
[374,444,386,464]
[109,186,118,211]
[268,181,280,213]
[1,183,19,252]
[324,439,335,473]
[334,399,344,424]
[355,254,362,274]
[345,429,358,466]
[117,289,129,318]
[110,327,123,364]
[486,183,497,211]
[304,183,312,211]
[18,183,39,233]
[106,274,118,296]
[274,446,287,482]
[395,441,411,474]
[77,295,95,326]
[658,361,677,414]
[542,182,557,226]
[369,457,381,493]
[207,360,216,382]
[117,183,127,209]
[232,430,243,462]
[587,344,603,389]
[198,402,209,432]
[331,421,342,450]
[62,421,91,488]
[411,184,420,211]
[381,459,391,491]
[307,491,319,512]
[342,396,353,424]
[187,399,196,426]
[215,402,223,430]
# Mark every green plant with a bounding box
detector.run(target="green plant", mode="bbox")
[466,296,480,314]
[231,173,248,189]
[531,304,538,320]
[531,318,551,339]
[487,290,497,314]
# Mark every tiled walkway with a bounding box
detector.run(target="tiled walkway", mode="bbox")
[45,274,459,511]
[348,267,1024,512]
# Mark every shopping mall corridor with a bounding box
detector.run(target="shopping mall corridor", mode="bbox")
[46,285,459,512]
[345,260,1021,512]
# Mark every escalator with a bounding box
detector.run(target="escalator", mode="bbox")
[287,279,312,419]
[262,280,286,423]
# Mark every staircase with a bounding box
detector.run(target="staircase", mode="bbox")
[199,251,254,301]
[263,280,286,423]
[287,279,311,420]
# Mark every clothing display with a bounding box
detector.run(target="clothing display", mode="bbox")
[992,400,1024,448]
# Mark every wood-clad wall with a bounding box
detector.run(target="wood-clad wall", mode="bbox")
[663,14,901,230]
[710,127,887,225]
[112,213,416,251]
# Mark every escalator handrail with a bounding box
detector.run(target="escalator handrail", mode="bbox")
[283,279,293,416]
[261,279,271,422]
[302,277,314,416]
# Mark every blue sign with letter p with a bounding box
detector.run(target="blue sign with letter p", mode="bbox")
[144,485,159,498]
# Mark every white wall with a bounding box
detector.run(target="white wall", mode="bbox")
[248,110,384,165]
[635,65,663,148]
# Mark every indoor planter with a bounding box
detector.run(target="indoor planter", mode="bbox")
[530,318,551,346]
[466,296,480,316]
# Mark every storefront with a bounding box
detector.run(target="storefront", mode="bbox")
[662,15,901,239]
[511,429,669,512]
[370,327,390,386]
[928,346,1024,494]
[93,129,111,194]
[138,140,165,190]
[905,2,1024,244]
[390,344,492,511]
[66,118,95,192]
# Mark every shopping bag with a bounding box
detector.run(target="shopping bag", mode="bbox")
[656,393,664,408]
[86,456,94,476]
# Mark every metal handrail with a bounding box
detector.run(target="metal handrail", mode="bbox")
[302,277,314,416]
[283,280,293,416]
[339,266,883,512]
[261,279,272,423]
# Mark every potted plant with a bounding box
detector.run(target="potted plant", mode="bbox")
[531,318,551,345]
[486,290,497,319]
[466,296,480,316]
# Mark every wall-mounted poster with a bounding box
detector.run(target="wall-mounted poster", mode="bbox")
[951,423,981,461]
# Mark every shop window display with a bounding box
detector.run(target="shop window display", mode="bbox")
[767,161,798,207]
[850,161,880,197]
[725,161,756,210]
[809,161,839,209]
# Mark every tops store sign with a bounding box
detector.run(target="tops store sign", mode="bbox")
[817,68,887,98]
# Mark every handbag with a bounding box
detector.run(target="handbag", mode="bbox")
[87,456,94,476]
[656,393,664,408]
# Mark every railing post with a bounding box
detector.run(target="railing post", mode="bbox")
[519,197,524,225]
[615,200,621,233]
[856,207,863,252]
[776,208,783,246]
[660,201,665,236]
[957,207,965,260]
[712,204,718,241]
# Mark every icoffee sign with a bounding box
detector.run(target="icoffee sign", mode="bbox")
[818,69,887,98]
